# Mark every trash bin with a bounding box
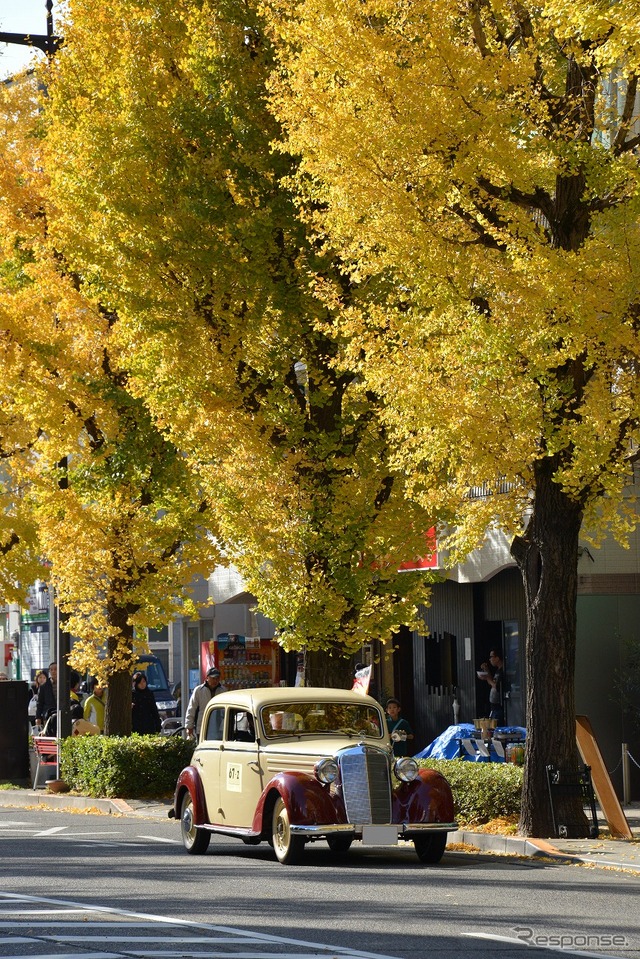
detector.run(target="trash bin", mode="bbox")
[0,680,30,781]
[546,763,599,839]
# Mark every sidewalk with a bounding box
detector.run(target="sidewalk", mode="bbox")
[0,787,638,872]
[451,805,640,871]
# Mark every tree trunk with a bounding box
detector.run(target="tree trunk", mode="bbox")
[103,618,135,737]
[305,648,354,689]
[512,458,588,837]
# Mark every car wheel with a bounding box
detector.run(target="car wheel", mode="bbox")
[180,791,210,855]
[413,832,447,864]
[272,796,305,865]
[327,835,353,854]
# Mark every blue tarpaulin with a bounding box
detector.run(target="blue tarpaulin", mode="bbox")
[415,723,526,762]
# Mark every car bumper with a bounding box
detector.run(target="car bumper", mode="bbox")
[290,821,458,838]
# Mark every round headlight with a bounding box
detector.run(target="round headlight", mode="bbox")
[315,758,339,784]
[394,757,419,783]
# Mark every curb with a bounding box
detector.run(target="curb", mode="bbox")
[448,829,555,858]
[447,830,640,872]
[0,788,134,816]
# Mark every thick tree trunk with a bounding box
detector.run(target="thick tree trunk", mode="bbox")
[103,614,135,737]
[512,458,588,837]
[305,648,354,688]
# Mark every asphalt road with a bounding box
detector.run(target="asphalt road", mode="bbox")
[1,805,639,959]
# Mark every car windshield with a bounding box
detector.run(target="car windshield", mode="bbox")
[138,661,169,693]
[260,702,384,739]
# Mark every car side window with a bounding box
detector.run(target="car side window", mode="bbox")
[204,706,225,742]
[227,709,255,743]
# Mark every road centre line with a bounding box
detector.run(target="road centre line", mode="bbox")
[0,892,402,959]
[33,826,68,836]
[463,932,624,959]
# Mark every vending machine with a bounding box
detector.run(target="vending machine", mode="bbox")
[201,633,279,690]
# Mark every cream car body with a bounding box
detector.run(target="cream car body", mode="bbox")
[171,687,456,865]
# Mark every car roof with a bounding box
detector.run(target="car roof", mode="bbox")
[211,687,382,709]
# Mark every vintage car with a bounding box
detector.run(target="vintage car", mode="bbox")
[169,687,456,865]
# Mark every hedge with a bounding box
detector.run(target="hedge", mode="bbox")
[57,737,522,821]
[418,758,523,825]
[59,734,195,799]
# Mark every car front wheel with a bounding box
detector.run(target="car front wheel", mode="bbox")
[272,796,305,865]
[413,832,447,864]
[180,791,211,855]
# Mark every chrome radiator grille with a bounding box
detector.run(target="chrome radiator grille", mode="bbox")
[339,746,392,824]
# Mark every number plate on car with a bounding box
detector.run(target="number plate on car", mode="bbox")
[362,825,397,846]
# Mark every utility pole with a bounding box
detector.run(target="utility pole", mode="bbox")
[0,0,61,61]
[1,0,67,731]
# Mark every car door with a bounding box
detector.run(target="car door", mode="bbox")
[197,704,226,825]
[218,706,264,828]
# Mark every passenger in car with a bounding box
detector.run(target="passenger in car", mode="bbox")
[229,710,255,742]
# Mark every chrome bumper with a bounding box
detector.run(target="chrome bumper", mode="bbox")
[290,821,458,837]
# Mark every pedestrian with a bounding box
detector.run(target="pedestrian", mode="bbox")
[185,667,226,740]
[28,675,43,725]
[481,648,505,726]
[385,698,414,757]
[131,671,161,734]
[36,662,57,729]
[69,670,85,721]
[83,677,106,732]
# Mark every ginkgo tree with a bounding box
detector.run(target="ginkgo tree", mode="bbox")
[0,72,218,734]
[41,0,440,682]
[262,0,640,833]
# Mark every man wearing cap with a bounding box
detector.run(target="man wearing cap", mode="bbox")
[185,668,226,739]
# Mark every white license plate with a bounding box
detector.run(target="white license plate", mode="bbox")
[362,825,398,846]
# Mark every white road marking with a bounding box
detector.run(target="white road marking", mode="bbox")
[135,834,181,844]
[2,954,121,959]
[0,892,401,959]
[50,937,266,944]
[33,826,68,836]
[0,909,91,915]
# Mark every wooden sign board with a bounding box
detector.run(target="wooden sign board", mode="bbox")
[576,715,633,840]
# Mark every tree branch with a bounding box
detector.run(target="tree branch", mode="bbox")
[613,75,638,155]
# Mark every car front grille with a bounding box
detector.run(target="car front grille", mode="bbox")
[339,746,392,824]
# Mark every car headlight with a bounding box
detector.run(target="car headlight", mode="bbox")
[315,758,339,784]
[394,757,419,782]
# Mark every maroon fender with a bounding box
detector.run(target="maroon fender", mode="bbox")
[392,768,455,824]
[174,765,209,826]
[252,771,346,834]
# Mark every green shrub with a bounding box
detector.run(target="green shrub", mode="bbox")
[59,734,195,798]
[419,758,523,825]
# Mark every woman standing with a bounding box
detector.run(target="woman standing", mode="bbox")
[131,671,161,734]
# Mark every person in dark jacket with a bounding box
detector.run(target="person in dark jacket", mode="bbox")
[131,671,161,734]
[36,662,57,729]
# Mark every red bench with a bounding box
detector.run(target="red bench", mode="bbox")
[32,736,59,789]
